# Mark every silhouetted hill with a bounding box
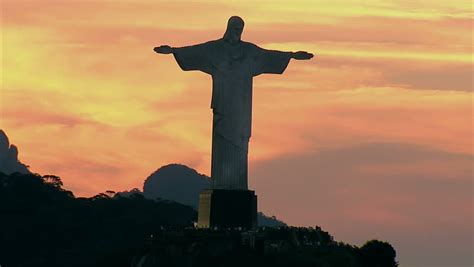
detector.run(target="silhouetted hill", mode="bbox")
[0,172,398,267]
[0,172,196,267]
[0,131,398,266]
[0,129,30,174]
[142,163,287,227]
[144,164,209,208]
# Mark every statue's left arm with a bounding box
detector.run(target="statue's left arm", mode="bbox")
[252,45,314,76]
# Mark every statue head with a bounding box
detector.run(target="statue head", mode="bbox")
[223,16,244,44]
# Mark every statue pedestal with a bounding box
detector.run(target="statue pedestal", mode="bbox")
[197,189,257,230]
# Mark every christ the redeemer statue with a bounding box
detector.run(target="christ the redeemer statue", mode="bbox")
[154,16,313,191]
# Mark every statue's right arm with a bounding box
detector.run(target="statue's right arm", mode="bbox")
[153,45,175,54]
[154,42,214,74]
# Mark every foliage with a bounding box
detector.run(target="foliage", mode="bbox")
[0,172,196,267]
[360,240,399,267]
[0,172,398,267]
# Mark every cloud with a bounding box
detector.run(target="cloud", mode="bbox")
[250,142,473,267]
[2,1,237,30]
[387,64,473,92]
[250,86,472,161]
[248,17,471,46]
[3,107,98,128]
[308,54,472,92]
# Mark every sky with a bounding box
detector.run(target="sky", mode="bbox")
[1,0,472,266]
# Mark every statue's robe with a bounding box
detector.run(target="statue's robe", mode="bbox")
[173,39,291,190]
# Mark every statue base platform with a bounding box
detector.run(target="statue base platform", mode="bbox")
[197,189,257,230]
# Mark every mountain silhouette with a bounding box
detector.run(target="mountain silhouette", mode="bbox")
[142,163,287,227]
[143,164,209,208]
[1,130,285,227]
[0,129,30,174]
[0,171,398,267]
[0,132,397,266]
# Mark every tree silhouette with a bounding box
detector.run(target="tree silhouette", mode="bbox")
[0,172,196,267]
[1,172,398,267]
[42,174,63,188]
[360,239,398,267]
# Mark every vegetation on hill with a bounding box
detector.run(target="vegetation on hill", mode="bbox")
[141,163,287,227]
[0,172,398,267]
[0,172,196,267]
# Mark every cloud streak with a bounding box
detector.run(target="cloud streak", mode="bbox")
[251,142,473,267]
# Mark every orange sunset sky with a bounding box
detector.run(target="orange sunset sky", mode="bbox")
[1,1,472,266]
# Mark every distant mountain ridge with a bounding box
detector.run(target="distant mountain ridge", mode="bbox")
[143,164,209,208]
[140,163,287,227]
[0,129,30,174]
[0,131,397,267]
[0,130,285,227]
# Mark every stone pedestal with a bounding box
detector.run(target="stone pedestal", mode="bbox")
[197,189,257,230]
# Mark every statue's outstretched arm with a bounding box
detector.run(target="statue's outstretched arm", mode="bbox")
[260,47,314,60]
[290,51,314,60]
[153,45,175,54]
[154,42,214,74]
